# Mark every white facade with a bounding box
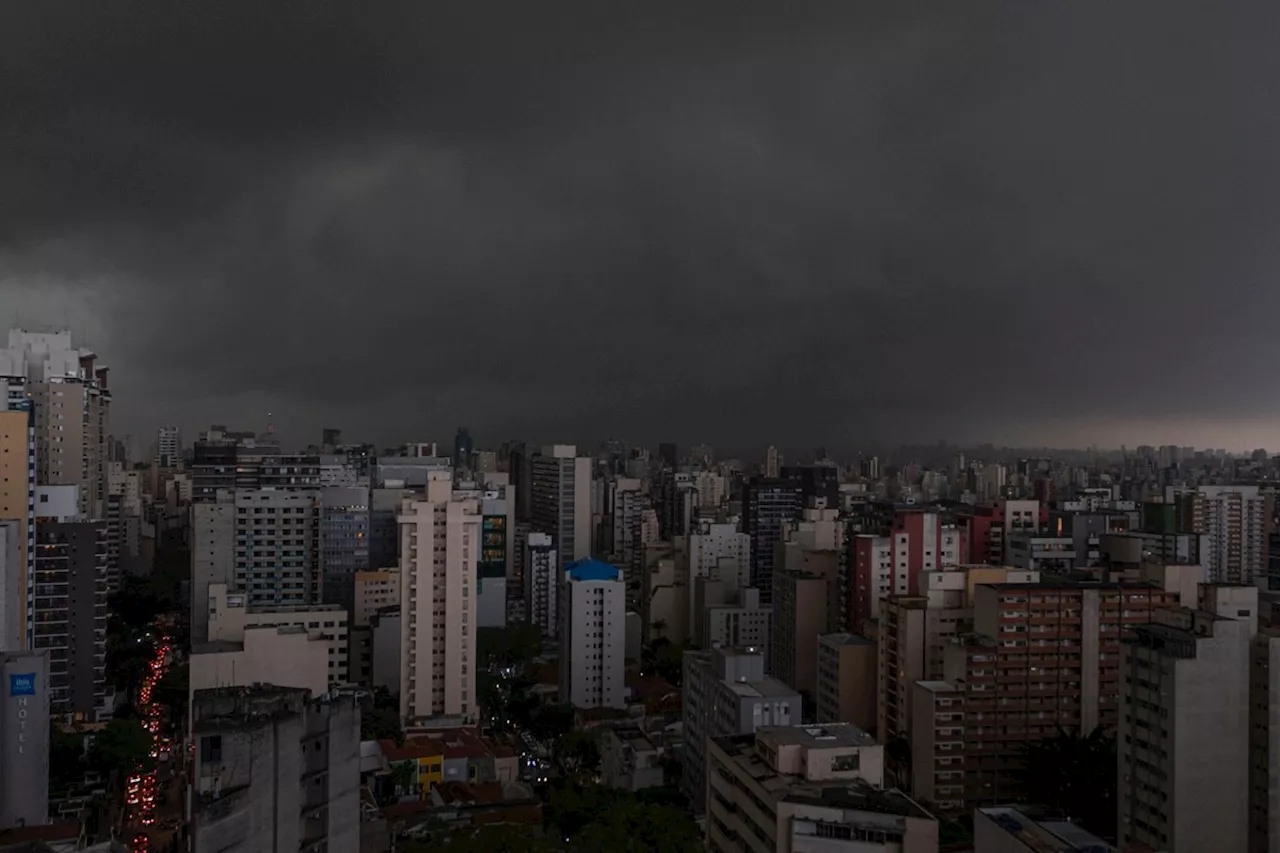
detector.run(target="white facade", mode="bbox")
[558,562,625,709]
[523,532,559,637]
[398,472,478,723]
[1197,485,1271,584]
[1119,605,1252,853]
[688,521,751,628]
[353,569,400,626]
[154,425,181,468]
[106,462,142,517]
[191,625,331,699]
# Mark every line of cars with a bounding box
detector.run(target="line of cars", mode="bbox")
[129,634,172,853]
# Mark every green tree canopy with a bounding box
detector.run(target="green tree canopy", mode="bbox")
[1021,726,1117,839]
[88,717,154,779]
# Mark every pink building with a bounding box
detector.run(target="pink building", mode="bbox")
[850,510,969,630]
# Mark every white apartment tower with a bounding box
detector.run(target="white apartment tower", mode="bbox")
[155,425,182,469]
[558,558,625,709]
[530,445,593,570]
[1119,602,1252,853]
[523,532,559,637]
[398,471,478,723]
[1195,485,1273,584]
[0,330,111,518]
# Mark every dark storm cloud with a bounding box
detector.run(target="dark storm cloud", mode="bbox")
[4,0,1280,450]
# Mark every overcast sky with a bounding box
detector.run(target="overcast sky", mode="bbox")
[3,1,1279,453]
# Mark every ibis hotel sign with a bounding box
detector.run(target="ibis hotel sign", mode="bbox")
[0,651,49,827]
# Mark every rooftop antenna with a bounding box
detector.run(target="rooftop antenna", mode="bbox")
[266,412,275,436]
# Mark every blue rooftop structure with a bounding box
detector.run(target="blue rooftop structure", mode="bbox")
[565,557,621,583]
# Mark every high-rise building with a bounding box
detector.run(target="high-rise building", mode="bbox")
[764,445,780,478]
[816,633,877,734]
[0,330,111,518]
[771,569,830,695]
[33,512,109,719]
[558,558,624,709]
[154,425,182,469]
[191,488,321,645]
[0,408,34,649]
[851,508,970,630]
[1120,603,1252,853]
[398,472,478,723]
[189,427,321,503]
[318,486,370,614]
[927,580,1178,812]
[523,532,558,637]
[453,427,473,471]
[191,686,361,853]
[530,445,593,570]
[658,442,678,470]
[1195,485,1274,584]
[742,477,801,603]
[680,645,799,815]
[0,651,50,828]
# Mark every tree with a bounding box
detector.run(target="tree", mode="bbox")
[88,718,153,779]
[526,703,574,742]
[649,619,668,640]
[567,795,701,853]
[1021,726,1117,839]
[554,730,601,781]
[49,724,87,796]
[363,707,404,745]
[403,825,552,853]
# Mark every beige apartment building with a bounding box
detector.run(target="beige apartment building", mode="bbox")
[773,569,835,696]
[815,633,876,734]
[192,582,349,692]
[398,471,478,724]
[1,331,111,518]
[877,566,1039,748]
[706,724,938,853]
[354,569,400,626]
[0,410,33,650]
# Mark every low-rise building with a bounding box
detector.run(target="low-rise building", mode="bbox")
[706,725,937,853]
[599,726,664,792]
[974,806,1115,852]
[204,582,349,683]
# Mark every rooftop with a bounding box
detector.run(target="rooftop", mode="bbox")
[819,633,874,648]
[757,723,878,750]
[724,677,799,700]
[979,806,1116,853]
[565,557,621,583]
[916,680,959,693]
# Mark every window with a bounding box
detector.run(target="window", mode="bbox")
[201,735,223,764]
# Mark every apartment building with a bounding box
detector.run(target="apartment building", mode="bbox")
[937,580,1178,811]
[199,582,349,684]
[681,646,800,815]
[191,488,322,644]
[772,569,831,695]
[1195,485,1274,584]
[742,477,801,603]
[851,509,969,629]
[816,633,876,734]
[1119,605,1251,853]
[318,485,370,614]
[688,520,752,628]
[398,471,479,723]
[189,428,321,503]
[353,570,400,626]
[558,558,625,709]
[33,517,108,718]
[600,726,664,792]
[974,807,1115,852]
[0,407,35,649]
[706,725,938,853]
[699,584,772,651]
[530,445,592,570]
[0,331,111,518]
[523,532,558,637]
[192,686,361,853]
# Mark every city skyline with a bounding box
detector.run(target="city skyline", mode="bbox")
[5,2,1280,449]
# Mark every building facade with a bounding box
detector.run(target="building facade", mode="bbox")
[558,558,625,709]
[398,472,478,723]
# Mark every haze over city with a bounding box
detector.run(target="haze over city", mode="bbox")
[5,1,1280,450]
